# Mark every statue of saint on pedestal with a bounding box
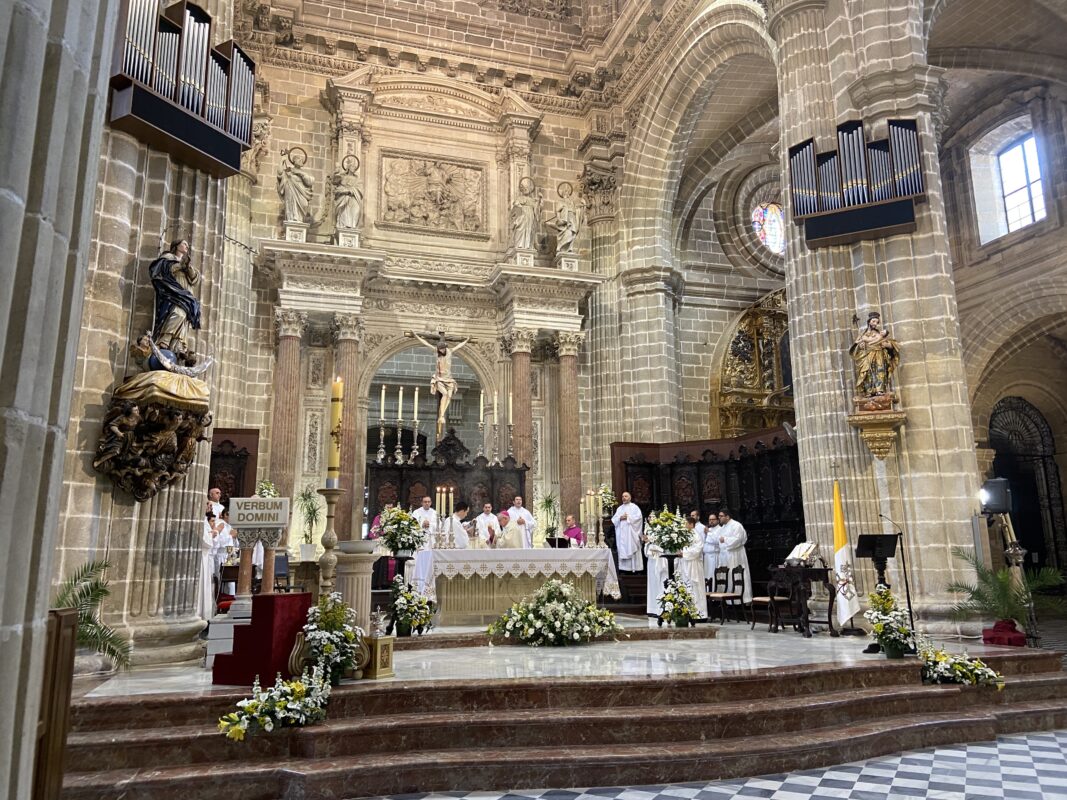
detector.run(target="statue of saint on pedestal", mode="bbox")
[149,239,201,361]
[407,331,471,437]
[333,155,363,230]
[550,181,584,255]
[277,146,313,224]
[509,176,542,251]
[849,311,901,402]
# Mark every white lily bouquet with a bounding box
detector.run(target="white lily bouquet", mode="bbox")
[647,506,691,555]
[380,506,426,554]
[304,591,364,684]
[657,577,699,627]
[217,665,331,741]
[488,579,622,646]
[914,634,1004,688]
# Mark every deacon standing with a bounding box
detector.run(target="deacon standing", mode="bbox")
[680,518,709,620]
[412,496,437,549]
[474,502,499,547]
[718,509,752,603]
[506,495,536,548]
[448,503,471,549]
[205,487,224,518]
[612,491,644,572]
[643,533,665,616]
[703,512,721,581]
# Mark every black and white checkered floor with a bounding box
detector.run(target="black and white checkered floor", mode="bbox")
[373,729,1067,800]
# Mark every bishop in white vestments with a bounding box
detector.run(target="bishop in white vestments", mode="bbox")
[495,512,524,549]
[506,496,536,548]
[679,520,708,619]
[412,496,438,549]
[717,510,752,602]
[611,492,644,572]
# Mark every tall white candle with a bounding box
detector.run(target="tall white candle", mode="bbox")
[398,386,404,418]
[414,387,419,420]
[508,393,513,425]
[380,384,386,419]
[493,391,499,426]
[479,391,484,420]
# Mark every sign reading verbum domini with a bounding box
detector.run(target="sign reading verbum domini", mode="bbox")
[230,497,290,528]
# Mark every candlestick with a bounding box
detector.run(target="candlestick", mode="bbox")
[376,418,386,463]
[380,384,386,417]
[476,420,485,460]
[506,423,514,457]
[435,487,442,517]
[398,386,404,415]
[327,377,343,488]
[494,390,499,427]
[394,413,404,465]
[413,387,419,421]
[508,393,513,426]
[410,418,420,462]
[448,487,454,518]
[490,423,501,466]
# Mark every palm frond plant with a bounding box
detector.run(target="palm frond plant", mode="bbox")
[946,546,1065,627]
[295,484,325,545]
[52,559,131,670]
[538,492,560,537]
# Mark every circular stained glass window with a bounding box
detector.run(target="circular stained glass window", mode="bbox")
[751,201,786,256]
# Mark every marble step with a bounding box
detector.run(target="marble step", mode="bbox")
[69,661,921,733]
[62,701,1067,800]
[63,671,1067,774]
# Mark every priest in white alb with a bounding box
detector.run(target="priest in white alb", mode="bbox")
[644,535,665,615]
[412,496,437,549]
[717,509,751,602]
[506,495,536,548]
[703,512,721,582]
[680,518,709,619]
[612,492,644,572]
[474,501,498,547]
[447,503,471,549]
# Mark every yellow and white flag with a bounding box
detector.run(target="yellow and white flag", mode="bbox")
[833,480,861,626]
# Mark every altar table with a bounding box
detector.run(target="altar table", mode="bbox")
[406,549,622,625]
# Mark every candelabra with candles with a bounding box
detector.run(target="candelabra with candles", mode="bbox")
[506,423,514,459]
[490,422,502,466]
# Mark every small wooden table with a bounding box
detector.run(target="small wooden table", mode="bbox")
[766,564,838,638]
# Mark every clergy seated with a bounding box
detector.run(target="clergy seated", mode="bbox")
[706,565,746,624]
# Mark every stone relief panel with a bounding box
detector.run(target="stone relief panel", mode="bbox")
[378,151,488,239]
[304,409,324,475]
[307,350,326,390]
[531,365,544,402]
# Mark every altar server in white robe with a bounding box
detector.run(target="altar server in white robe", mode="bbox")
[506,495,536,548]
[643,536,665,615]
[448,503,471,549]
[612,492,644,572]
[680,518,709,620]
[496,511,525,549]
[703,513,721,581]
[212,509,236,595]
[474,502,499,547]
[198,510,219,620]
[717,509,752,602]
[412,496,438,549]
[689,510,706,543]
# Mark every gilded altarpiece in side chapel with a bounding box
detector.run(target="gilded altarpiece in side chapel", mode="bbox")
[718,289,795,437]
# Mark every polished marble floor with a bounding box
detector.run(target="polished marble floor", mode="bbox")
[364,730,1067,800]
[82,620,1010,698]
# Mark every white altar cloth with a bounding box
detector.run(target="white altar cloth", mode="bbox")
[407,548,621,602]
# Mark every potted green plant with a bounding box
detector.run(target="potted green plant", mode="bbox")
[946,546,1064,646]
[295,484,324,562]
[53,559,131,670]
[538,492,560,542]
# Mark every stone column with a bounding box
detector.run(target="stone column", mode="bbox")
[270,308,307,505]
[504,329,537,467]
[767,0,981,630]
[332,313,363,540]
[556,332,585,519]
[0,0,123,790]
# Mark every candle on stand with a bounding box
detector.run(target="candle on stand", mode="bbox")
[493,391,499,426]
[448,487,454,517]
[479,391,484,420]
[327,377,343,488]
[380,384,386,420]
[435,487,442,517]
[414,387,419,420]
[508,393,513,425]
[398,386,404,417]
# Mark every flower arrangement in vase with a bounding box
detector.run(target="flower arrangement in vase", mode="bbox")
[646,506,691,555]
[596,484,617,514]
[303,591,364,685]
[863,586,913,658]
[380,506,426,555]
[255,480,279,497]
[657,577,700,628]
[389,576,435,636]
[218,665,330,741]
[487,579,622,646]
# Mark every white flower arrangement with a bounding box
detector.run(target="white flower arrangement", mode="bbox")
[646,507,691,555]
[390,576,435,631]
[218,664,330,741]
[596,484,617,513]
[914,634,1004,688]
[657,577,700,626]
[863,586,913,649]
[380,506,426,553]
[487,579,622,646]
[304,592,364,681]
[255,480,279,498]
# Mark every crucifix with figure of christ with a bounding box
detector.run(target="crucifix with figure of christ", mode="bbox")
[405,330,472,437]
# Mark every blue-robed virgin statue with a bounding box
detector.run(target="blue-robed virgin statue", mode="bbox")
[149,239,202,359]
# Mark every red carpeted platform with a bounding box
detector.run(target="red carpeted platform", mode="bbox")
[212,592,312,686]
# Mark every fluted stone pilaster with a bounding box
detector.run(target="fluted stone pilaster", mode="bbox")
[271,308,308,506]
[333,313,363,540]
[556,332,585,520]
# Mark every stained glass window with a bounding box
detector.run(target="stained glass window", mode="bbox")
[752,201,785,255]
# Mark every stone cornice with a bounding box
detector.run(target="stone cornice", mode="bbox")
[620,265,685,300]
[260,239,385,318]
[492,265,605,303]
[847,64,948,123]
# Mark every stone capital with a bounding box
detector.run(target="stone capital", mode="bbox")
[554,331,586,358]
[275,307,308,339]
[766,0,828,41]
[332,312,364,343]
[502,328,538,356]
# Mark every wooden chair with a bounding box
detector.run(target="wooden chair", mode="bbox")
[749,579,791,631]
[706,566,741,623]
[273,553,304,593]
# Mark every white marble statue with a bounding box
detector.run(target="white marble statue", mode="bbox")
[333,156,363,229]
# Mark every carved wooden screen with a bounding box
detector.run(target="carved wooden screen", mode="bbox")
[210,428,260,504]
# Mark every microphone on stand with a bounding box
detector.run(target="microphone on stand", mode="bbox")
[877,512,916,635]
